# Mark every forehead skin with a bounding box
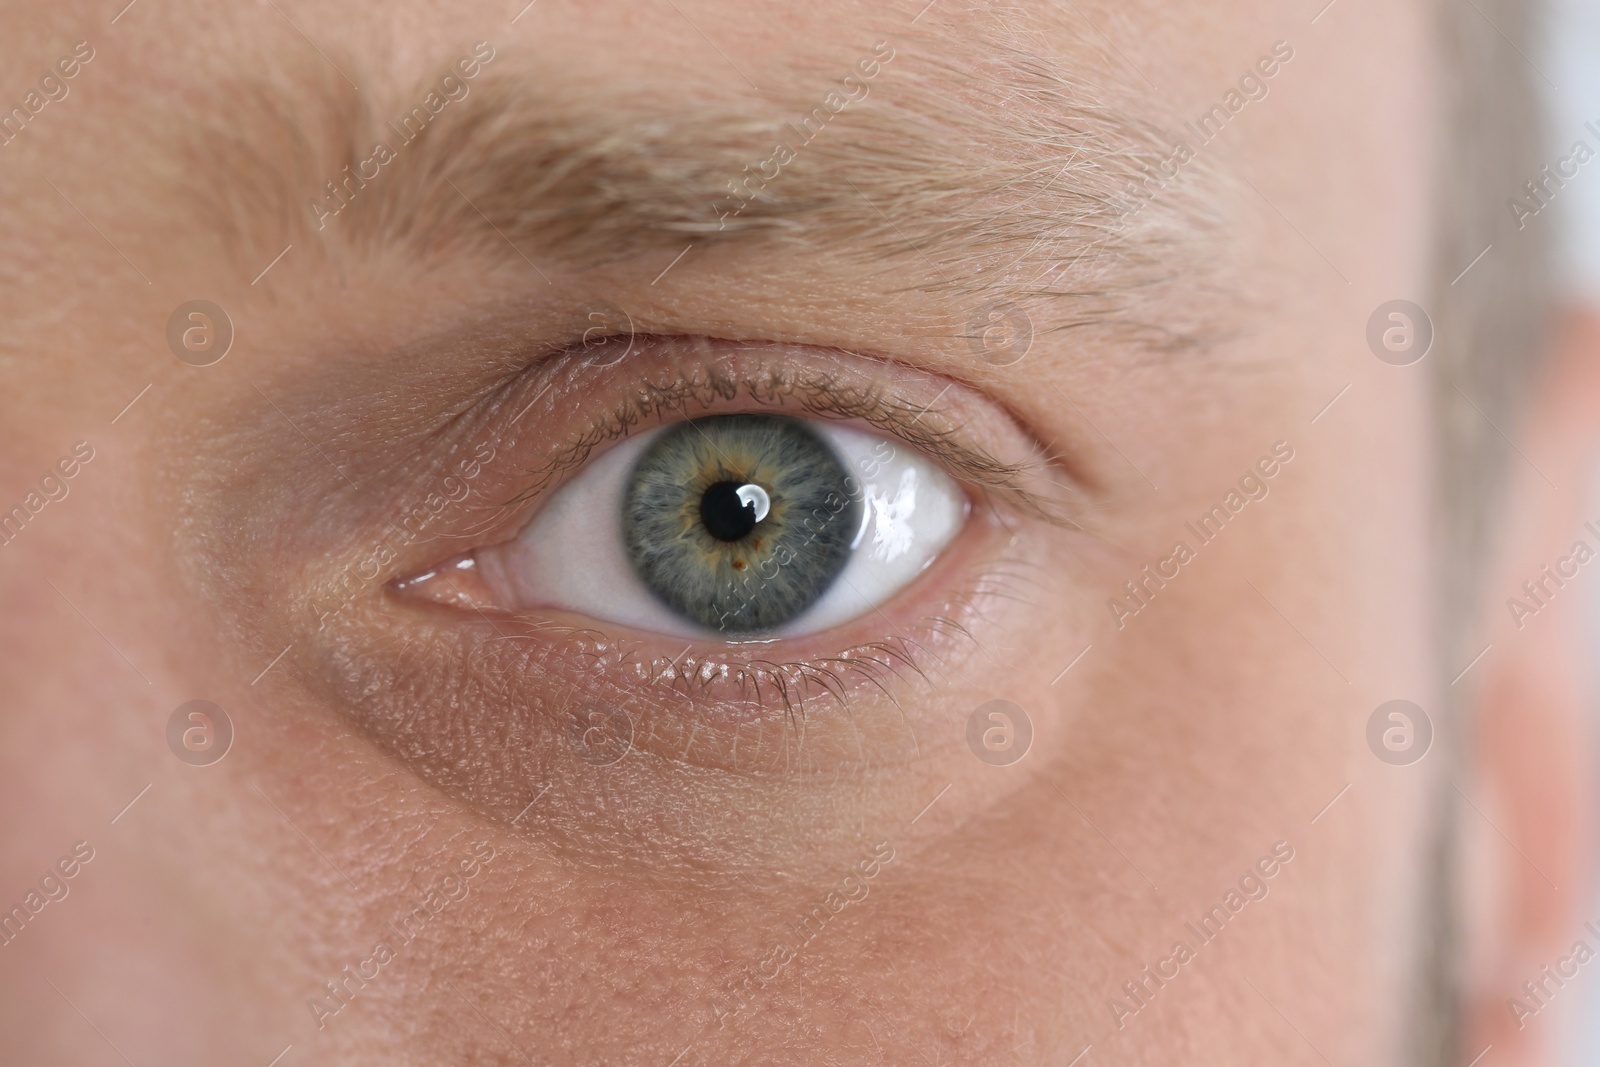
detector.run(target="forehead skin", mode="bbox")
[0,1,1435,1065]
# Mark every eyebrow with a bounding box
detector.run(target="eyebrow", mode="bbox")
[186,36,1217,328]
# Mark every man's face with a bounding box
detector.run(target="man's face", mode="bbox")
[0,0,1444,1063]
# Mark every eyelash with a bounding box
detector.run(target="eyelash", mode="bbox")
[494,339,1071,526]
[471,553,1040,728]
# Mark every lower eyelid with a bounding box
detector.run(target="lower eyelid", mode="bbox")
[448,501,1016,732]
[293,472,1041,858]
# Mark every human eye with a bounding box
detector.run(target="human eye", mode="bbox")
[387,334,1070,660]
[234,330,1075,845]
[442,411,968,640]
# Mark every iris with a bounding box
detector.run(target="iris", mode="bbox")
[622,414,861,633]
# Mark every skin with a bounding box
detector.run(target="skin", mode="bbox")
[0,0,1590,1064]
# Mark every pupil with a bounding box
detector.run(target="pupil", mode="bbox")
[700,480,760,542]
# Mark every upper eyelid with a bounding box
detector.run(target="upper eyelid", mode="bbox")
[495,347,1076,527]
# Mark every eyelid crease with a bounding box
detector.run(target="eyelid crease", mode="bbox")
[499,344,1080,528]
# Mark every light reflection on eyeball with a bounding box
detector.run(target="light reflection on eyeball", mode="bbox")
[474,414,969,640]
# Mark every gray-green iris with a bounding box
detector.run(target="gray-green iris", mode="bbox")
[621,414,861,633]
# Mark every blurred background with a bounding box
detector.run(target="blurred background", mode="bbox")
[1548,0,1600,1061]
[1549,0,1600,305]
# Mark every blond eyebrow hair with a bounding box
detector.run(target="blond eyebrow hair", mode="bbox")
[183,29,1224,347]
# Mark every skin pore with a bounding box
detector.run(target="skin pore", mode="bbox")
[0,0,1584,1065]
